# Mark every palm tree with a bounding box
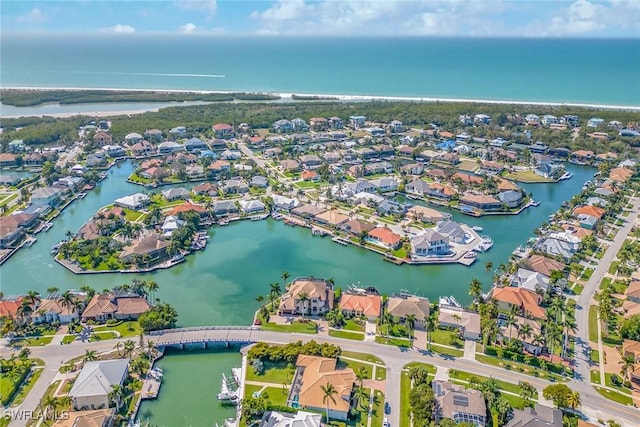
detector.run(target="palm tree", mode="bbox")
[46,286,60,296]
[566,391,581,409]
[146,340,155,359]
[355,385,369,410]
[518,381,536,407]
[468,278,483,308]
[404,314,416,341]
[620,355,635,382]
[83,350,97,362]
[505,312,518,341]
[281,270,290,285]
[40,395,60,420]
[123,339,136,358]
[146,281,159,303]
[269,282,282,305]
[298,292,310,319]
[109,384,125,412]
[425,313,438,351]
[320,382,338,422]
[25,290,40,306]
[114,341,124,357]
[355,366,367,388]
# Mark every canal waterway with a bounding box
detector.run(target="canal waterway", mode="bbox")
[0,160,595,326]
[136,346,241,426]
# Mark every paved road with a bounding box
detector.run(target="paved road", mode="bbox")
[4,325,640,427]
[571,195,640,424]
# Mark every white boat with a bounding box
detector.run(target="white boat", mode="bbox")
[439,296,461,308]
[473,236,494,252]
[42,222,53,231]
[24,237,37,247]
[217,373,240,405]
[471,226,483,232]
[559,172,573,180]
[530,200,540,207]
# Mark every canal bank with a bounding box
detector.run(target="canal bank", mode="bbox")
[1,160,595,327]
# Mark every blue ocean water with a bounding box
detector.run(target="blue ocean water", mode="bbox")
[1,34,639,106]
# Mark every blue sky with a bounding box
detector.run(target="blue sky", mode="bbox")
[2,1,639,37]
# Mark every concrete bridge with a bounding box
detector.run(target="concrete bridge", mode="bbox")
[149,325,262,349]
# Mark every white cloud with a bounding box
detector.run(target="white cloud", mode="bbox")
[175,0,217,18]
[179,22,197,33]
[15,8,48,24]
[104,24,136,34]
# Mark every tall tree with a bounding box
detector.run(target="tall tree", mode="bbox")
[320,382,338,422]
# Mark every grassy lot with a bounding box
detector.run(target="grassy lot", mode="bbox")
[342,319,365,332]
[371,390,384,427]
[600,278,628,294]
[595,386,634,405]
[430,344,464,357]
[338,359,373,379]
[591,349,600,364]
[260,320,317,334]
[572,283,584,295]
[374,366,386,381]
[341,351,384,365]
[404,362,436,373]
[591,370,601,384]
[12,336,53,347]
[329,329,365,340]
[391,247,407,258]
[246,361,296,385]
[61,335,77,344]
[431,328,463,347]
[89,331,118,341]
[608,261,619,275]
[260,386,289,407]
[448,371,521,395]
[243,384,262,398]
[604,373,632,394]
[502,393,527,410]
[580,268,594,280]
[0,362,30,406]
[588,306,599,343]
[93,320,142,338]
[375,336,411,347]
[475,354,565,382]
[400,371,411,427]
[504,170,554,183]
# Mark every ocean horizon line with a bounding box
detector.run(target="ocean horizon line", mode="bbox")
[3,85,640,112]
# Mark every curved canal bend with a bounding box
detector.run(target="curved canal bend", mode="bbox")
[3,160,594,326]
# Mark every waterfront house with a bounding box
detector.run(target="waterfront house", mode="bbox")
[124,133,143,145]
[433,380,487,427]
[102,145,126,158]
[156,141,182,155]
[261,411,321,427]
[0,174,22,186]
[7,140,24,153]
[239,199,266,214]
[69,359,129,411]
[140,167,169,181]
[161,187,191,201]
[169,152,198,165]
[401,163,424,176]
[410,230,450,257]
[329,117,344,129]
[460,193,502,212]
[31,186,64,206]
[210,139,228,151]
[221,149,242,161]
[560,115,579,127]
[93,132,112,146]
[32,296,82,324]
[386,295,430,329]
[291,204,327,220]
[212,123,234,138]
[212,200,239,216]
[535,161,561,179]
[491,287,545,319]
[309,117,328,131]
[209,160,231,174]
[167,203,208,218]
[571,150,595,163]
[406,205,450,223]
[278,277,333,316]
[498,190,523,208]
[81,293,151,322]
[480,160,504,174]
[0,297,24,321]
[192,182,219,197]
[435,220,467,244]
[609,167,633,183]
[114,193,150,210]
[314,209,349,227]
[287,355,354,421]
[271,194,299,211]
[541,115,559,126]
[24,152,54,167]
[369,177,398,193]
[184,137,208,152]
[340,219,376,237]
[537,231,580,260]
[452,172,483,186]
[507,405,563,427]
[438,305,481,340]
[161,215,185,238]
[250,176,269,188]
[339,293,382,321]
[523,255,566,277]
[170,126,187,137]
[406,178,430,197]
[499,316,544,356]
[345,180,378,195]
[119,234,170,264]
[426,182,457,201]
[364,161,393,175]
[376,200,407,216]
[323,151,342,164]
[367,227,401,250]
[511,268,550,292]
[130,140,155,157]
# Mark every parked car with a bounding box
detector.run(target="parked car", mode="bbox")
[384,402,391,414]
[383,418,390,427]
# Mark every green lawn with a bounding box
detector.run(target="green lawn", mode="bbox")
[588,305,599,343]
[10,368,43,406]
[572,283,584,295]
[371,390,384,427]
[400,371,411,427]
[340,351,384,365]
[375,336,411,347]
[61,335,77,344]
[12,336,53,347]
[608,261,619,275]
[430,328,463,348]
[605,373,632,394]
[243,384,262,398]
[89,331,118,341]
[329,330,365,340]
[260,320,317,334]
[504,170,554,183]
[591,370,601,384]
[475,354,565,382]
[374,366,386,381]
[0,361,30,405]
[246,361,296,384]
[342,319,365,332]
[403,362,436,374]
[448,371,522,395]
[595,386,634,405]
[338,359,373,379]
[591,349,600,364]
[260,386,289,407]
[430,344,464,357]
[580,268,594,280]
[93,320,142,338]
[502,393,527,410]
[122,208,145,222]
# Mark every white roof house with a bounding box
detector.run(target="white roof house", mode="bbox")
[161,215,185,237]
[69,359,128,411]
[114,193,150,210]
[261,410,322,427]
[512,268,550,292]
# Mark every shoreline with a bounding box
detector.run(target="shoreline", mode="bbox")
[2,85,639,112]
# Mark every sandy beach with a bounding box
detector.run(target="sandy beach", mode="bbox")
[2,86,639,118]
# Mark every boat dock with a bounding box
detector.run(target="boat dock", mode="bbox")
[141,367,163,400]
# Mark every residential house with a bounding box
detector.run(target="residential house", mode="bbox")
[130,140,155,157]
[271,195,299,211]
[161,187,190,201]
[192,182,218,197]
[349,115,366,129]
[609,167,633,183]
[212,200,239,216]
[287,355,354,421]
[140,167,169,181]
[212,123,234,138]
[499,316,544,356]
[309,117,328,131]
[210,139,228,150]
[300,154,322,169]
[31,186,64,206]
[541,115,559,126]
[480,160,504,174]
[524,255,565,278]
[474,114,491,125]
[438,305,481,340]
[278,277,333,316]
[280,160,300,172]
[291,204,327,220]
[511,268,550,292]
[81,293,151,322]
[436,220,468,244]
[93,132,112,146]
[7,139,25,153]
[329,117,344,129]
[406,178,430,197]
[389,120,403,133]
[401,163,424,176]
[432,380,487,427]
[622,340,640,382]
[498,190,524,208]
[314,209,349,227]
[170,126,187,137]
[537,231,581,260]
[587,118,604,128]
[452,172,483,186]
[184,137,207,152]
[323,151,342,164]
[0,174,23,186]
[102,145,126,158]
[624,281,640,304]
[250,176,269,188]
[301,170,320,182]
[260,411,322,427]
[340,219,376,237]
[0,213,38,248]
[364,161,393,175]
[119,234,170,264]
[376,200,407,216]
[339,293,382,321]
[491,287,545,319]
[239,200,266,214]
[369,177,398,193]
[406,205,450,223]
[220,149,242,160]
[124,133,143,145]
[410,229,450,257]
[291,118,308,132]
[158,141,183,155]
[69,359,129,411]
[367,227,402,250]
[209,160,231,174]
[144,129,163,142]
[32,297,82,324]
[426,182,457,201]
[273,119,294,133]
[571,150,595,163]
[506,404,562,427]
[161,215,185,238]
[0,297,24,321]
[114,193,150,210]
[460,193,502,212]
[386,295,430,329]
